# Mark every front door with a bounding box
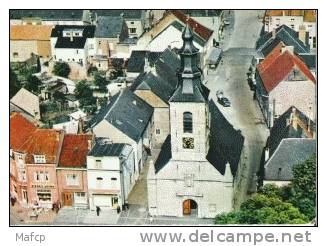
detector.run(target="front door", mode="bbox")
[183,200,191,215]
[63,192,73,206]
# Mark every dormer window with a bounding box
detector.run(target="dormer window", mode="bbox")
[34,155,46,164]
[183,112,193,133]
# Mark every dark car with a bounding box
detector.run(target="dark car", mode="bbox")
[218,97,231,107]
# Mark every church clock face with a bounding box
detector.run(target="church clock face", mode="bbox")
[183,137,194,149]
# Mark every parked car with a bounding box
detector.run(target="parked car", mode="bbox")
[218,97,231,107]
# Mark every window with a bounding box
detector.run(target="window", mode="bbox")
[34,155,46,163]
[183,112,193,133]
[76,50,79,54]
[95,160,102,169]
[37,190,51,202]
[129,28,137,34]
[96,177,103,188]
[291,24,295,29]
[156,129,160,135]
[34,171,49,182]
[13,52,18,58]
[209,204,217,212]
[16,153,23,160]
[75,32,80,36]
[111,177,117,181]
[19,169,26,181]
[66,174,79,186]
[99,41,101,45]
[313,37,316,48]
[184,174,194,187]
[74,192,86,203]
[130,21,134,24]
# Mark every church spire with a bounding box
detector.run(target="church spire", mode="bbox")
[178,24,202,94]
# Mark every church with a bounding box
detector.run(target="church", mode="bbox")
[147,24,245,218]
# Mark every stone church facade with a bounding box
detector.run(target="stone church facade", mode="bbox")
[147,24,244,218]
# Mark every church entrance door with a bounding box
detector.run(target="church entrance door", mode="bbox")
[183,199,198,216]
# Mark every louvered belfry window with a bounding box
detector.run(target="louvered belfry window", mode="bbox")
[183,112,193,133]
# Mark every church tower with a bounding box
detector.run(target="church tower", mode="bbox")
[169,24,210,162]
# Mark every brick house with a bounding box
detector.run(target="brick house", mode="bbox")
[56,134,93,208]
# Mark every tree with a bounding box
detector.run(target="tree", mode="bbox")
[10,67,21,98]
[289,155,316,220]
[94,72,108,92]
[53,62,71,78]
[25,75,41,94]
[75,80,96,108]
[215,194,308,225]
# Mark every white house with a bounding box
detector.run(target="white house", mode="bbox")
[147,25,244,218]
[88,89,154,179]
[50,25,96,68]
[87,139,134,210]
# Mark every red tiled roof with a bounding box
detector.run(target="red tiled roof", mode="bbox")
[18,129,62,164]
[171,10,213,41]
[58,134,93,168]
[10,112,37,150]
[257,43,316,92]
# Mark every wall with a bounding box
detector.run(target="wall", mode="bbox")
[10,40,38,62]
[170,102,209,161]
[147,159,234,218]
[269,79,315,120]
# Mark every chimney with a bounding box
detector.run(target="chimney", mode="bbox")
[281,45,294,54]
[70,31,73,42]
[272,28,276,39]
[298,25,307,45]
[144,52,150,73]
[87,139,92,150]
[264,147,270,162]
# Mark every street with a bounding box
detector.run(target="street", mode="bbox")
[206,10,269,207]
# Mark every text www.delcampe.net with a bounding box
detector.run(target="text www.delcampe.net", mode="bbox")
[140,230,312,245]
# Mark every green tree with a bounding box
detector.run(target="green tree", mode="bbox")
[215,194,308,224]
[53,62,71,78]
[25,75,41,94]
[94,72,108,92]
[75,80,96,108]
[10,67,21,98]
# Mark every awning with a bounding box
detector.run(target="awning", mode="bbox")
[206,47,222,65]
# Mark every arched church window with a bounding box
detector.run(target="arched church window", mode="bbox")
[183,112,193,133]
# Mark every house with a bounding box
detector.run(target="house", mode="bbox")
[182,10,222,40]
[88,89,153,178]
[10,10,91,26]
[10,113,37,207]
[263,10,316,48]
[130,48,180,148]
[87,138,134,210]
[52,116,79,134]
[255,43,316,128]
[10,88,41,121]
[261,106,316,186]
[126,50,161,78]
[50,25,96,69]
[147,25,245,218]
[136,10,213,69]
[91,10,146,38]
[10,113,64,208]
[94,16,129,57]
[252,26,316,83]
[10,25,53,62]
[56,134,93,208]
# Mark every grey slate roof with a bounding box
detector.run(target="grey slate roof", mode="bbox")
[267,106,315,155]
[88,89,153,142]
[92,10,143,19]
[95,16,124,38]
[182,10,222,17]
[10,10,84,21]
[264,139,316,181]
[169,82,208,103]
[127,50,162,73]
[206,100,244,176]
[130,72,175,104]
[51,25,95,49]
[170,21,206,47]
[256,25,310,55]
[298,53,316,70]
[89,138,125,157]
[154,100,244,176]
